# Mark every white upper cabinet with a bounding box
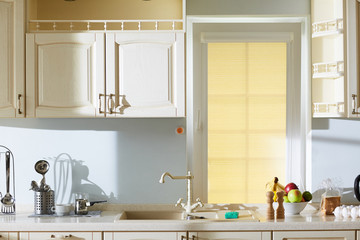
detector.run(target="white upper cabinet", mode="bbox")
[106,32,185,117]
[312,0,360,118]
[25,0,185,118]
[346,0,360,117]
[0,0,25,118]
[26,33,105,118]
[311,0,346,118]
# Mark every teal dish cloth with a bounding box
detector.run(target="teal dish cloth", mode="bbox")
[225,211,239,219]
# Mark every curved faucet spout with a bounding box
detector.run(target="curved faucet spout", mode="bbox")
[159,172,173,183]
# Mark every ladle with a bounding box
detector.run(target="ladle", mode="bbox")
[1,151,15,213]
[34,160,50,191]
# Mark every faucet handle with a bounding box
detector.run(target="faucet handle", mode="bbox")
[175,198,184,207]
[196,198,204,208]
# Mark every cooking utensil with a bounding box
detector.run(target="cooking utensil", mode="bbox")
[354,175,360,201]
[74,199,107,215]
[34,160,50,191]
[1,151,15,213]
[30,180,40,192]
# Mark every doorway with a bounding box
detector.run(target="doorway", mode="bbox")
[207,42,287,203]
[186,17,311,203]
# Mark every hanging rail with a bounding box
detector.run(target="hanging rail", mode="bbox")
[28,19,184,32]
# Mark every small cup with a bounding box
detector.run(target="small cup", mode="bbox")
[52,204,72,216]
[74,192,89,215]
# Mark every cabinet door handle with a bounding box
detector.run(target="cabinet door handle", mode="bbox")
[17,94,23,114]
[352,94,360,114]
[98,94,105,114]
[181,235,197,240]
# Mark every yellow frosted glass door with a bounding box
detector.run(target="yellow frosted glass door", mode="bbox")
[207,42,287,203]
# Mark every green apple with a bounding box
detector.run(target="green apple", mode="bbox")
[302,191,312,201]
[288,189,302,203]
[283,195,290,203]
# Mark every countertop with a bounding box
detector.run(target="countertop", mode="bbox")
[1,204,360,232]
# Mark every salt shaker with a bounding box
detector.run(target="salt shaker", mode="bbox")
[276,191,285,219]
[266,191,275,220]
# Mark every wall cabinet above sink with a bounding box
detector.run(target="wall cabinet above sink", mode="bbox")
[23,0,185,118]
[25,32,184,118]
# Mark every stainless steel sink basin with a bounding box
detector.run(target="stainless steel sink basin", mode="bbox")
[117,211,185,220]
[114,210,259,222]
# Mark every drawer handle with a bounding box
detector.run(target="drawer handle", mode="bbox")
[181,235,197,240]
[50,234,73,239]
[17,94,23,114]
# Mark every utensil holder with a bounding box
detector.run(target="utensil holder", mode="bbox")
[34,191,54,215]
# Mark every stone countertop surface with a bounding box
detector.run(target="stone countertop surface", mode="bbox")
[1,204,359,232]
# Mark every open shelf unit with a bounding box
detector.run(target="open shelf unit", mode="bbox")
[313,102,345,118]
[311,0,346,118]
[312,61,344,79]
[312,18,343,38]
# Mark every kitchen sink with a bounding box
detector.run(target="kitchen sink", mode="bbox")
[114,210,259,222]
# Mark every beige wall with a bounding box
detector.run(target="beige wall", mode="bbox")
[29,0,182,20]
[187,0,310,15]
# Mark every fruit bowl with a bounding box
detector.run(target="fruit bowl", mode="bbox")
[283,202,308,215]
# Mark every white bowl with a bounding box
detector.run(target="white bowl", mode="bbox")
[283,202,308,215]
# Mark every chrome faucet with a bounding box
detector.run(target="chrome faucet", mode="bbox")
[159,171,203,214]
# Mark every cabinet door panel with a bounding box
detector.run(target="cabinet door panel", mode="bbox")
[273,230,355,240]
[106,32,184,117]
[104,232,184,240]
[19,232,101,240]
[26,33,105,118]
[0,232,17,240]
[195,231,262,240]
[0,0,24,117]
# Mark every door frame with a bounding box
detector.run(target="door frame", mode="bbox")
[186,16,312,202]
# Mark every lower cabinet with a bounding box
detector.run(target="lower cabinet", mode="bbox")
[104,232,271,240]
[103,232,186,240]
[190,231,271,240]
[19,232,102,240]
[0,233,17,240]
[273,231,355,240]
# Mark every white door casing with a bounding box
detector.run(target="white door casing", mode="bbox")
[186,16,311,202]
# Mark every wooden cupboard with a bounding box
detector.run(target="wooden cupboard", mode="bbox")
[19,232,102,240]
[273,230,355,240]
[103,232,185,240]
[25,32,184,118]
[23,0,185,118]
[26,33,105,118]
[105,32,185,117]
[190,231,271,240]
[311,0,360,118]
[0,0,25,118]
[0,233,17,240]
[104,231,271,240]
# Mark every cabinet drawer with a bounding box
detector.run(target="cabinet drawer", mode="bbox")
[273,230,355,240]
[104,232,185,240]
[0,233,17,240]
[19,232,101,240]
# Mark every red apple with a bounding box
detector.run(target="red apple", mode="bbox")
[288,189,302,203]
[284,182,298,193]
